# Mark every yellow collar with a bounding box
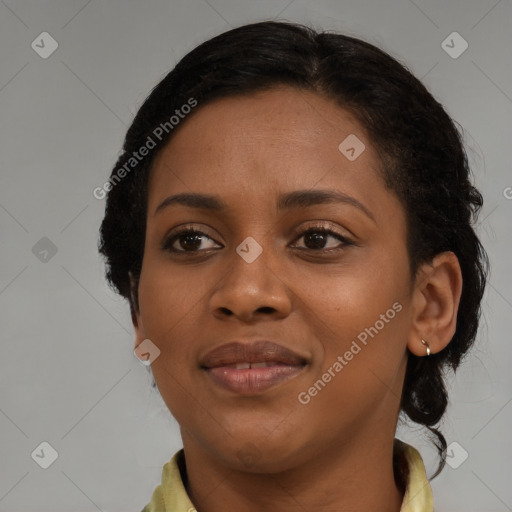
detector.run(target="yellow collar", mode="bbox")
[394,439,434,512]
[142,439,433,512]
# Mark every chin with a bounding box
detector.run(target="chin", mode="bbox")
[216,435,309,474]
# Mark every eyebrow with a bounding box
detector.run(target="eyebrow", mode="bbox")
[154,189,375,223]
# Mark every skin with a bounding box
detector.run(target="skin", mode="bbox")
[130,86,462,512]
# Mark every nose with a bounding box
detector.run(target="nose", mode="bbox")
[208,242,293,323]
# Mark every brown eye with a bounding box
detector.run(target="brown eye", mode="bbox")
[162,229,221,253]
[293,228,353,251]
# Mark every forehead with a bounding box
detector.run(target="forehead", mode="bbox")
[153,86,370,165]
[148,86,400,221]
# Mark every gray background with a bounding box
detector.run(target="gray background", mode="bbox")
[1,1,511,511]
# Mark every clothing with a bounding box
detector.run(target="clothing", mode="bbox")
[141,438,433,512]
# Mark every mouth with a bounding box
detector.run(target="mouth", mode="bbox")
[200,340,308,394]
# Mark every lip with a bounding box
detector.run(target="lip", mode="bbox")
[200,340,308,394]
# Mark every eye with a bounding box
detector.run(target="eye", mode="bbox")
[162,223,354,255]
[291,225,353,251]
[162,227,222,254]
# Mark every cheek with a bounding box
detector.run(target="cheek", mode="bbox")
[137,261,209,397]
[301,243,410,380]
[137,264,203,417]
[298,276,409,438]
[138,259,203,337]
[306,258,406,336]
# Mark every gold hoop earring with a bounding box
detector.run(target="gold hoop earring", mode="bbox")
[420,338,431,356]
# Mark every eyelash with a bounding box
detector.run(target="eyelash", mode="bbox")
[161,223,354,255]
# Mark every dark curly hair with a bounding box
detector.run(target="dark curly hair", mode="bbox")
[98,20,489,478]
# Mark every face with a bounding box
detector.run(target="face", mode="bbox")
[133,86,415,472]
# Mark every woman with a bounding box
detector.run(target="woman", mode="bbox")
[98,21,489,512]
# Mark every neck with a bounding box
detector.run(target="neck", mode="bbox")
[181,427,404,512]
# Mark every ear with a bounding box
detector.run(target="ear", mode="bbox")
[129,271,146,348]
[407,251,463,357]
